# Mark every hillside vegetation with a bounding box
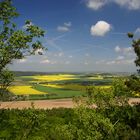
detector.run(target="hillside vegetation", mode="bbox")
[0,80,140,139]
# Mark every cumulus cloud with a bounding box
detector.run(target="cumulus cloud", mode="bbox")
[40,59,58,65]
[115,46,121,52]
[64,22,72,27]
[17,59,27,63]
[40,59,50,64]
[116,56,125,60]
[57,22,72,32]
[86,0,107,10]
[115,0,140,10]
[57,26,70,32]
[123,47,133,53]
[135,28,140,34]
[85,0,140,10]
[114,46,133,55]
[90,21,111,36]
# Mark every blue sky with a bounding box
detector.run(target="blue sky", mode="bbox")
[9,0,140,72]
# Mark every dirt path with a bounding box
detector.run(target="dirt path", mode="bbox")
[0,98,140,110]
[0,99,74,109]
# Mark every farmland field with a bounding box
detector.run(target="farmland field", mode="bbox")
[8,73,123,100]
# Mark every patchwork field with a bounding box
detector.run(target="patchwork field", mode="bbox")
[8,73,119,100]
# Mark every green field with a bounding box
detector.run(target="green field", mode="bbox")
[9,73,121,100]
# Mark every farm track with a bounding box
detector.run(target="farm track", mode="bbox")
[0,99,74,109]
[0,98,140,110]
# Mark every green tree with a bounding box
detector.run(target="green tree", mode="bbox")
[72,80,140,140]
[125,33,140,95]
[0,69,14,100]
[0,0,46,98]
[127,32,140,72]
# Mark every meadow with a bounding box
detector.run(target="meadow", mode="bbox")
[8,73,119,100]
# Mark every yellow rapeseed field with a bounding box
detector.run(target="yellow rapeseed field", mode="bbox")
[88,76,103,80]
[96,85,111,89]
[30,74,77,82]
[41,84,62,88]
[9,86,47,95]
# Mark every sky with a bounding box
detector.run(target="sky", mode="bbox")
[9,0,140,72]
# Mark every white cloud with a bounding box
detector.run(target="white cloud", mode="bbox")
[116,56,125,60]
[96,56,134,66]
[86,0,140,10]
[91,21,111,36]
[106,59,134,65]
[115,0,140,10]
[40,59,58,65]
[57,22,72,32]
[135,28,140,34]
[123,47,133,53]
[18,58,27,63]
[115,46,133,55]
[106,60,116,65]
[40,59,50,64]
[123,59,134,64]
[86,0,107,10]
[64,22,72,27]
[57,26,69,32]
[115,46,121,52]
